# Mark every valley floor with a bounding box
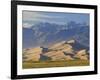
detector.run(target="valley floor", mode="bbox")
[23,60,89,69]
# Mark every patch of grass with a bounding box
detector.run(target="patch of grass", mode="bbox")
[23,60,89,69]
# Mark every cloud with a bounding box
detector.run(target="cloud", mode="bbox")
[23,11,41,21]
[22,11,89,25]
[23,23,33,28]
[22,11,64,21]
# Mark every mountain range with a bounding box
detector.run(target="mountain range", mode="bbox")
[23,21,89,50]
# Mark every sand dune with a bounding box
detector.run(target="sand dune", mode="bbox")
[23,40,89,61]
[23,47,42,61]
[74,49,88,60]
[67,40,75,44]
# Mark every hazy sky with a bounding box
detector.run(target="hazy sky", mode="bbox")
[22,11,89,28]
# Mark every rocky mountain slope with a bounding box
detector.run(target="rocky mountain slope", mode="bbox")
[23,22,89,49]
